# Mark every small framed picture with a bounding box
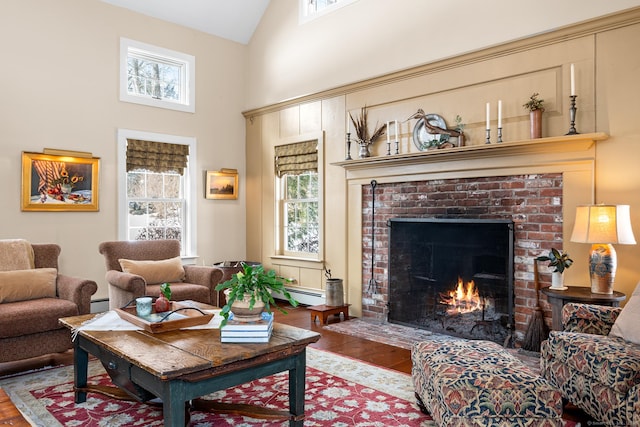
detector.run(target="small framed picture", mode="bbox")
[21,151,100,211]
[205,170,238,200]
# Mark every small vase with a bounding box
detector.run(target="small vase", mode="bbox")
[530,109,543,139]
[358,142,371,158]
[550,271,567,290]
[226,290,265,322]
[457,132,465,147]
[61,183,72,194]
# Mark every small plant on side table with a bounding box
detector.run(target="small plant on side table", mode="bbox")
[535,248,573,273]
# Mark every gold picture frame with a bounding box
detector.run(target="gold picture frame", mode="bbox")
[205,170,238,200]
[21,151,100,211]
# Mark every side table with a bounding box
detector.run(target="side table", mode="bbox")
[541,286,626,330]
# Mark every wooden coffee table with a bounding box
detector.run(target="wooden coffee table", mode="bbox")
[60,305,320,426]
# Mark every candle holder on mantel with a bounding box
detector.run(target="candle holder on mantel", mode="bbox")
[345,132,352,160]
[497,127,503,143]
[485,128,491,144]
[386,140,391,156]
[394,140,399,155]
[566,95,579,135]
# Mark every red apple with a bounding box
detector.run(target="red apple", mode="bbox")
[155,295,170,312]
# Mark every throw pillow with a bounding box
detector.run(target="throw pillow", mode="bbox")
[609,281,640,345]
[118,256,185,285]
[0,268,57,303]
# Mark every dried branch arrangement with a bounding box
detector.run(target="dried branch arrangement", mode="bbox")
[349,106,386,145]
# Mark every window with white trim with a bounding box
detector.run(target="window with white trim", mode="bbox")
[275,138,323,260]
[299,0,358,23]
[117,129,198,259]
[120,38,195,113]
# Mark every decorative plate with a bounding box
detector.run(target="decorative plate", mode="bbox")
[412,113,450,151]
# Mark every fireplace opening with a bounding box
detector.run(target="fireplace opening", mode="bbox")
[388,218,514,345]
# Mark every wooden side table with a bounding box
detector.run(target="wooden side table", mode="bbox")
[308,304,350,324]
[541,286,626,330]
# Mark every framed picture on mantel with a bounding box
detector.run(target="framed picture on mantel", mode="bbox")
[21,151,100,211]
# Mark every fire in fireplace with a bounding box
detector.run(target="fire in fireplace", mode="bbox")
[388,218,514,345]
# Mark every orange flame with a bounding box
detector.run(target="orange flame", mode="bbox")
[442,278,482,314]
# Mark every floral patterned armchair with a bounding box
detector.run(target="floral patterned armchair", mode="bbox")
[540,302,640,426]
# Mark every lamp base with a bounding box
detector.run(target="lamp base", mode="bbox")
[589,243,616,294]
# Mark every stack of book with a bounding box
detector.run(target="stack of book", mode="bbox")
[220,312,273,343]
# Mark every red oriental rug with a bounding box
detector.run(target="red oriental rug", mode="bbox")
[1,347,433,426]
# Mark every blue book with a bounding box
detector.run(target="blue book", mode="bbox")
[222,312,273,332]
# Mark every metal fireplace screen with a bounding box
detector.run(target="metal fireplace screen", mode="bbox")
[387,218,514,345]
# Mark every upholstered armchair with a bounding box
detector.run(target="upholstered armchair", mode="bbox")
[98,240,223,310]
[540,297,640,426]
[0,241,97,363]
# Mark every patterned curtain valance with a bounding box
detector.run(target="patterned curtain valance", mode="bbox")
[274,140,318,178]
[126,139,189,175]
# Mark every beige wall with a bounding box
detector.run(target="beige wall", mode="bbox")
[247,0,640,109]
[0,0,248,300]
[245,8,640,308]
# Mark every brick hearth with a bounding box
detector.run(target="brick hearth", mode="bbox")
[361,173,563,342]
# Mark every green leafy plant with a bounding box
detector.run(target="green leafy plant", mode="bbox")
[523,92,545,112]
[160,282,171,300]
[214,263,299,327]
[454,115,465,133]
[535,248,573,273]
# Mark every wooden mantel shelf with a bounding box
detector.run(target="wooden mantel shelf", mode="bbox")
[332,133,608,172]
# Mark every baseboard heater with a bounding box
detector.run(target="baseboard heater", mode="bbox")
[274,287,325,306]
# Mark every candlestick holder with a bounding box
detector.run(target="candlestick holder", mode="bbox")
[394,140,399,155]
[497,127,503,143]
[345,132,352,160]
[485,128,491,144]
[566,95,579,135]
[386,140,391,156]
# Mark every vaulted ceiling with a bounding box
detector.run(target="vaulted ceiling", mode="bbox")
[100,0,271,44]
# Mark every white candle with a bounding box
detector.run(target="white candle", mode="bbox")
[386,121,390,145]
[394,120,398,141]
[570,63,575,96]
[498,100,502,128]
[486,102,490,130]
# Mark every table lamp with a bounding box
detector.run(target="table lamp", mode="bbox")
[570,204,636,294]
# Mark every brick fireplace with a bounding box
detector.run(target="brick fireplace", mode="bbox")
[336,133,606,345]
[361,174,562,343]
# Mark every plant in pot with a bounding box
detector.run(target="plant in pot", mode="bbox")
[349,106,386,158]
[536,248,573,290]
[214,262,299,327]
[523,92,545,139]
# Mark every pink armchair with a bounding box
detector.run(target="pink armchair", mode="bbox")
[0,243,97,363]
[98,240,223,309]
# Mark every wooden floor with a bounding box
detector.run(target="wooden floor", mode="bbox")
[0,303,591,424]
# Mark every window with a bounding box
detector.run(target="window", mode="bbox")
[117,129,198,260]
[120,38,195,113]
[283,172,319,254]
[299,0,358,23]
[275,136,323,260]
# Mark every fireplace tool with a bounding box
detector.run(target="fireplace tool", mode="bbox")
[522,260,548,352]
[367,179,378,295]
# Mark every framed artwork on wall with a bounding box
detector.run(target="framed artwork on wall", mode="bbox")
[205,169,238,200]
[21,151,100,211]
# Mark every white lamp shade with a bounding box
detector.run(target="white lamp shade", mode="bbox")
[570,204,636,244]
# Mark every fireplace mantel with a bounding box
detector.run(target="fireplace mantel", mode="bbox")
[341,132,608,320]
[334,133,607,182]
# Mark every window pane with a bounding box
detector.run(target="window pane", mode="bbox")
[147,174,164,198]
[127,173,145,198]
[165,174,181,198]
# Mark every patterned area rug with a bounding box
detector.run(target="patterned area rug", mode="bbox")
[0,347,434,426]
[323,318,541,373]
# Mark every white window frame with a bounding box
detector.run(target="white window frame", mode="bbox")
[274,132,324,262]
[299,0,359,24]
[119,38,195,113]
[117,129,198,262]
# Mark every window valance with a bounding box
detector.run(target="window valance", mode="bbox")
[126,139,189,175]
[274,140,317,178]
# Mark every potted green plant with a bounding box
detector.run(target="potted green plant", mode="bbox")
[214,262,299,327]
[536,248,573,290]
[523,92,545,139]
